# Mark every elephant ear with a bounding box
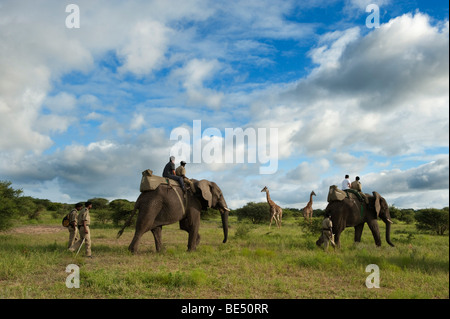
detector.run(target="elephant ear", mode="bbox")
[373,191,381,218]
[196,180,213,208]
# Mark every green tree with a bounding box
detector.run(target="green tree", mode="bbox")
[234,202,270,224]
[17,196,44,220]
[88,198,109,210]
[399,209,415,224]
[109,199,135,226]
[299,217,322,235]
[0,181,23,231]
[415,208,449,235]
[285,207,302,218]
[389,206,415,224]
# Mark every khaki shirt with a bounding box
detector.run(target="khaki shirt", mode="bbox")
[68,208,78,224]
[322,217,332,230]
[175,165,186,177]
[351,180,362,192]
[77,208,91,226]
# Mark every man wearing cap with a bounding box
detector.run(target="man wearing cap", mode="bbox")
[163,156,186,192]
[176,160,195,192]
[67,202,83,248]
[351,176,368,203]
[316,213,336,251]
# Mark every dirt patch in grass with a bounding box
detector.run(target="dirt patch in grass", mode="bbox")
[6,225,65,235]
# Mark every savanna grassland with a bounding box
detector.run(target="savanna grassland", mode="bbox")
[0,212,448,299]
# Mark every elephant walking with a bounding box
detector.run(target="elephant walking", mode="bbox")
[117,179,230,253]
[322,191,394,248]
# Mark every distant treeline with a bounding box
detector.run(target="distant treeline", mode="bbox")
[1,180,448,235]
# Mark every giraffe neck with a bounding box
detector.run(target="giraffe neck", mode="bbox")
[309,193,314,204]
[266,190,274,205]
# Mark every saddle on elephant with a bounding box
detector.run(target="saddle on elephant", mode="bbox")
[139,169,180,192]
[327,185,366,203]
[344,189,366,203]
[327,185,347,202]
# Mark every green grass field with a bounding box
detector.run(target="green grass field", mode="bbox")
[0,212,448,299]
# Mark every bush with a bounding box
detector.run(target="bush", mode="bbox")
[93,209,114,224]
[52,203,73,219]
[109,199,135,226]
[415,208,449,235]
[0,181,23,231]
[234,223,255,239]
[201,207,220,220]
[398,209,415,224]
[17,196,45,220]
[88,198,109,210]
[299,218,322,235]
[234,202,270,224]
[285,207,302,218]
[389,206,415,224]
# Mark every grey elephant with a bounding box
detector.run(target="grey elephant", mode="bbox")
[117,179,230,253]
[318,191,394,248]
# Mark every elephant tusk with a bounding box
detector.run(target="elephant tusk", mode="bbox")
[223,207,230,212]
[387,218,393,224]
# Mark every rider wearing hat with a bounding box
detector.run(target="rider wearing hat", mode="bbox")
[176,160,195,192]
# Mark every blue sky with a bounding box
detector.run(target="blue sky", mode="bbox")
[0,0,448,209]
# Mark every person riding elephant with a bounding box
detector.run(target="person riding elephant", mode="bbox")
[325,191,394,248]
[350,176,368,204]
[176,161,195,193]
[117,179,230,253]
[163,156,186,192]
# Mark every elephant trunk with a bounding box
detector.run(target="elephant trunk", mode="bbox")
[384,218,395,247]
[221,208,229,243]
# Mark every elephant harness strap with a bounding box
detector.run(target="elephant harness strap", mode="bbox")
[350,198,365,220]
[166,179,188,216]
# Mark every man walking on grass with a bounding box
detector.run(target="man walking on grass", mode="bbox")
[69,201,93,258]
[67,202,83,248]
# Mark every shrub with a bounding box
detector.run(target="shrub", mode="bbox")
[234,202,270,224]
[234,223,255,239]
[201,207,220,220]
[93,209,114,224]
[415,208,449,235]
[0,181,22,231]
[88,198,109,210]
[390,206,415,224]
[109,199,135,226]
[299,218,322,235]
[398,209,415,224]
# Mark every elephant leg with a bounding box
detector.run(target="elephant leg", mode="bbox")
[333,230,342,248]
[187,210,200,252]
[151,226,164,252]
[367,220,382,246]
[179,213,201,251]
[129,231,143,254]
[354,223,364,243]
[179,218,200,246]
[128,207,159,253]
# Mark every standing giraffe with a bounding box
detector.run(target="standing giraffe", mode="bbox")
[302,191,316,220]
[261,186,283,228]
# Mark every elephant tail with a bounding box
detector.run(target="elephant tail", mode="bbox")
[116,207,138,239]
